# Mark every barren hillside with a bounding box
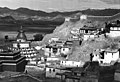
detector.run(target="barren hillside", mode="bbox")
[41,14,120,62]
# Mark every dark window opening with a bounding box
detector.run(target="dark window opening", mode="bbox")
[79,40,82,45]
[49,53,51,57]
[53,69,55,72]
[85,30,88,33]
[90,53,94,61]
[44,59,47,62]
[100,51,104,59]
[117,20,120,24]
[74,73,77,75]
[49,69,51,73]
[100,61,103,63]
[53,48,57,53]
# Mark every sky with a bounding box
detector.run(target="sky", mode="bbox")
[0,0,120,12]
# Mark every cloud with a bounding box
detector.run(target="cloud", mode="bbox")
[100,0,120,4]
[0,0,119,12]
[48,8,59,11]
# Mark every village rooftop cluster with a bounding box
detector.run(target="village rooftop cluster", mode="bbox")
[0,14,120,82]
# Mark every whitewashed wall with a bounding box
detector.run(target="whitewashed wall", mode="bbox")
[60,61,82,67]
[107,31,120,37]
[83,35,95,40]
[46,67,65,78]
[13,43,30,48]
[61,48,70,55]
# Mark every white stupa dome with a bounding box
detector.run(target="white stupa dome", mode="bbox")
[80,15,87,20]
[65,17,70,22]
[35,46,42,50]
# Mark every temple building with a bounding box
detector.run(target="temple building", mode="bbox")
[79,26,98,40]
[105,21,120,37]
[42,40,72,57]
[13,26,30,48]
[9,27,38,62]
[92,49,120,64]
[0,50,27,72]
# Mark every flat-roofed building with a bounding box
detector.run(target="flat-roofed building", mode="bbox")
[92,49,120,64]
[0,50,27,72]
[10,27,38,61]
[79,26,98,40]
[107,26,120,37]
[105,21,120,37]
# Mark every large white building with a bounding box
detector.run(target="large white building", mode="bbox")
[92,49,120,64]
[105,20,120,37]
[106,26,120,37]
[79,27,98,40]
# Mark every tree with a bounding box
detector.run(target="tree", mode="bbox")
[33,34,43,41]
[117,20,120,25]
[4,35,9,42]
[110,43,119,50]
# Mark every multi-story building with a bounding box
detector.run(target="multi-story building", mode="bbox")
[105,21,120,37]
[0,50,27,72]
[79,26,98,40]
[92,49,120,64]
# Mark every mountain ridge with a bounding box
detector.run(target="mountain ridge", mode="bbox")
[0,7,120,17]
[0,7,120,27]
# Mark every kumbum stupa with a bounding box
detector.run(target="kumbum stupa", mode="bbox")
[8,26,38,62]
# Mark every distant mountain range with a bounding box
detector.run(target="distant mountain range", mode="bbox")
[0,7,120,18]
[0,7,120,26]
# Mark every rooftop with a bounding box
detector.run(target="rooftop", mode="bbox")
[80,26,98,31]
[101,48,119,53]
[0,50,20,55]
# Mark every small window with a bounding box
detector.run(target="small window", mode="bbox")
[112,53,113,56]
[112,53,114,58]
[53,48,57,53]
[100,52,104,59]
[74,73,77,75]
[44,59,47,62]
[53,69,55,72]
[100,61,103,63]
[49,69,51,73]
[85,30,88,33]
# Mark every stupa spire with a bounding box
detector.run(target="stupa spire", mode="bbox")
[16,26,27,42]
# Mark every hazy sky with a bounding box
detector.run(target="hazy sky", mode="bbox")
[0,0,120,12]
